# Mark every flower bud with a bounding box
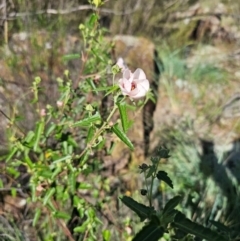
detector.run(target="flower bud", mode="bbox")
[140,189,148,196]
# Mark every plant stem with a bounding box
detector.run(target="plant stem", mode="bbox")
[78,104,118,159]
[143,172,151,206]
[149,160,160,207]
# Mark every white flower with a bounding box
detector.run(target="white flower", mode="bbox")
[118,68,150,99]
[40,108,46,116]
[57,101,63,107]
[116,57,128,72]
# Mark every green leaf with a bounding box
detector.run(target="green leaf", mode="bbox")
[111,124,134,150]
[156,171,173,189]
[45,122,56,137]
[33,121,44,152]
[71,112,101,127]
[46,200,56,212]
[86,126,95,143]
[209,220,231,233]
[24,151,34,169]
[53,211,71,220]
[120,196,155,221]
[67,136,78,148]
[78,183,92,189]
[161,196,182,225]
[62,141,68,155]
[162,195,182,216]
[33,208,41,227]
[31,183,37,202]
[74,224,88,233]
[156,147,170,158]
[132,223,164,241]
[117,101,129,133]
[24,130,35,144]
[173,212,228,241]
[86,79,97,93]
[51,166,62,179]
[107,141,116,155]
[43,188,56,205]
[11,188,17,197]
[92,86,113,92]
[87,13,98,28]
[161,209,178,225]
[6,147,18,162]
[146,165,155,178]
[62,54,80,62]
[91,48,105,62]
[69,172,76,194]
[6,167,19,177]
[102,230,111,241]
[172,228,188,240]
[52,155,72,164]
[39,170,53,179]
[105,85,119,96]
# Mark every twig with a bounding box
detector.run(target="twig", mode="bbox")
[0,187,28,197]
[51,199,75,241]
[0,4,139,21]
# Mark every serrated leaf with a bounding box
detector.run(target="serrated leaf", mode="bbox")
[146,165,155,178]
[112,124,134,150]
[156,171,173,189]
[71,112,101,127]
[120,196,155,221]
[117,101,128,133]
[132,223,164,241]
[172,228,188,240]
[163,196,182,215]
[173,212,228,241]
[209,220,231,233]
[162,209,178,225]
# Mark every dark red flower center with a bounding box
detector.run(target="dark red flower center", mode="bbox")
[131,82,136,91]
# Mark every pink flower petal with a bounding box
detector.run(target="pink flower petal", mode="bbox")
[137,79,150,92]
[123,78,132,92]
[116,57,124,67]
[118,68,149,99]
[131,79,150,98]
[122,69,133,81]
[118,78,132,93]
[129,87,140,97]
[133,68,146,81]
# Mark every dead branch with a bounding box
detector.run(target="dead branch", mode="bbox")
[0,4,139,21]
